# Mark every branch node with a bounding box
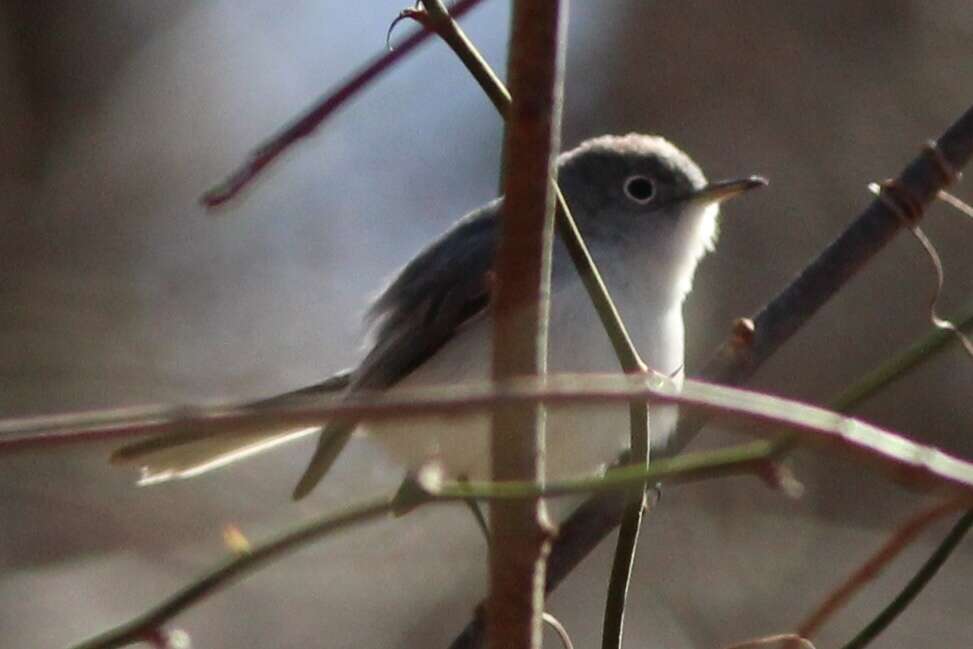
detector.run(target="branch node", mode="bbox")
[392,464,441,515]
[387,4,430,50]
[924,139,960,185]
[870,179,924,225]
[731,317,756,349]
[144,628,190,649]
[757,460,805,499]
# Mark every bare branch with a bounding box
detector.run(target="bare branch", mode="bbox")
[68,496,398,649]
[7,373,973,499]
[65,443,779,649]
[669,107,973,453]
[797,499,966,639]
[199,0,486,208]
[839,508,973,649]
[486,1,565,647]
[447,303,973,648]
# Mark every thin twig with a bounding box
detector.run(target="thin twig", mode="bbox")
[602,491,645,649]
[839,508,973,649]
[542,613,576,649]
[7,373,973,497]
[409,6,652,646]
[68,496,399,649]
[828,301,973,413]
[415,0,647,374]
[199,0,487,208]
[67,444,777,649]
[725,634,816,649]
[669,106,973,454]
[448,303,973,648]
[869,182,973,358]
[796,498,966,638]
[513,105,973,649]
[434,441,778,499]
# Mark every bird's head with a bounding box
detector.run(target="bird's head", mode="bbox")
[557,133,766,302]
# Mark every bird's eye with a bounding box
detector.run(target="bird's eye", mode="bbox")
[623,176,656,204]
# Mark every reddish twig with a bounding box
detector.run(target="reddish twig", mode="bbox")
[726,634,815,649]
[6,374,973,500]
[796,498,965,639]
[199,0,486,208]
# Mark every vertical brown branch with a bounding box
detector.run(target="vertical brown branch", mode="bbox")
[489,2,566,649]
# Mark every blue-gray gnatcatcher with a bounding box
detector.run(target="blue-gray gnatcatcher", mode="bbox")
[113,133,765,499]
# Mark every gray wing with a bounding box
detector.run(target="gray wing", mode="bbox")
[113,202,500,490]
[292,199,501,498]
[356,198,501,389]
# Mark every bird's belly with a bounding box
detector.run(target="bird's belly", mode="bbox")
[363,284,684,480]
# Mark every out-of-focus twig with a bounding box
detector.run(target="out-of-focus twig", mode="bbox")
[68,496,399,649]
[65,444,783,649]
[796,498,966,639]
[447,301,973,648]
[7,373,973,496]
[725,634,816,649]
[199,0,486,208]
[839,508,973,649]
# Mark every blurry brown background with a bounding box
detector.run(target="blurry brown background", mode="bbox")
[2,1,972,647]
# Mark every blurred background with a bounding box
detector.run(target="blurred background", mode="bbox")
[2,1,972,647]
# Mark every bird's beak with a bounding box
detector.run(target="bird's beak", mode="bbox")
[688,176,767,204]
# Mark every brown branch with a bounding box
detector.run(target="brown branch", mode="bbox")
[449,105,973,649]
[839,507,973,649]
[487,2,565,648]
[668,112,973,453]
[796,498,966,639]
[408,5,652,647]
[199,0,486,208]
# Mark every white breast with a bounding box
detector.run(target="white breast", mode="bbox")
[363,267,685,481]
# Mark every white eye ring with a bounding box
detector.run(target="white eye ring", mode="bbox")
[623,175,656,204]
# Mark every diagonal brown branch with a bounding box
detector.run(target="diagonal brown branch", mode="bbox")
[668,109,973,454]
[488,105,973,649]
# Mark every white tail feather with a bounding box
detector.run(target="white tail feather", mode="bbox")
[121,427,322,486]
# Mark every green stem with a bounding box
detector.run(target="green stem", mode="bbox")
[69,497,398,649]
[832,302,973,413]
[68,442,776,649]
[416,6,651,649]
[438,441,777,500]
[773,300,973,455]
[840,508,973,649]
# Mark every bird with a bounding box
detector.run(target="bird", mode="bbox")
[111,133,766,500]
